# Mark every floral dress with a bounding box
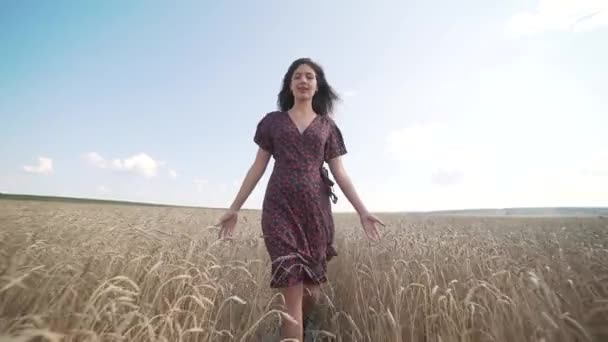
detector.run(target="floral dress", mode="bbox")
[254,110,347,288]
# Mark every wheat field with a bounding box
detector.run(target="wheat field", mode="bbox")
[0,199,607,342]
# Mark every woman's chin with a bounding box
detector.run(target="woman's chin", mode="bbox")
[294,94,313,102]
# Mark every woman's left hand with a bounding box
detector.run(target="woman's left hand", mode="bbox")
[359,212,386,241]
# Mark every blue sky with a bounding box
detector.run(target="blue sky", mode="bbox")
[1,0,607,212]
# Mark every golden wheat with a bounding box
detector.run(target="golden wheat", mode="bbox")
[1,200,607,341]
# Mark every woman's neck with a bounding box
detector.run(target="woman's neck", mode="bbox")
[290,100,315,116]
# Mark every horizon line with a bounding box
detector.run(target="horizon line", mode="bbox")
[1,192,606,214]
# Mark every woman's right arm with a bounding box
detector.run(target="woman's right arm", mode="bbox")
[228,147,272,211]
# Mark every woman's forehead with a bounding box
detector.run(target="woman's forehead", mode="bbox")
[294,63,315,74]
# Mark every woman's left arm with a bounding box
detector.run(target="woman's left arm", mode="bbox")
[328,157,386,240]
[327,156,368,215]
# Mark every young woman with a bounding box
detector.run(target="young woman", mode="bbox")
[216,57,385,341]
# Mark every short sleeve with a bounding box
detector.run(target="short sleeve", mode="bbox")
[324,120,347,162]
[254,113,274,153]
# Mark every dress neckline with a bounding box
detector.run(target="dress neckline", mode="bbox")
[284,111,319,136]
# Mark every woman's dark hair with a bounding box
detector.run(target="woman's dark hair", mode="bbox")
[277,58,340,116]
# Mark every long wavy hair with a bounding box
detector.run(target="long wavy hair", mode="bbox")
[277,58,340,116]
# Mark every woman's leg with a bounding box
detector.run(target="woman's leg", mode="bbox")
[280,283,304,341]
[303,283,320,319]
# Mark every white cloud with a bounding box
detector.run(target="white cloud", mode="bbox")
[168,169,178,179]
[23,157,53,174]
[85,152,105,167]
[385,122,493,175]
[431,169,465,186]
[580,153,608,177]
[84,152,167,179]
[194,179,208,192]
[381,119,608,211]
[97,185,109,194]
[506,0,608,36]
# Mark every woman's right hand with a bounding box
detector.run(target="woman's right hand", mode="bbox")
[216,209,238,240]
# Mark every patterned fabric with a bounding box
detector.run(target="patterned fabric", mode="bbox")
[254,110,347,288]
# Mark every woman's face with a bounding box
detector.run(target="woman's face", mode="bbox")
[290,63,318,101]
